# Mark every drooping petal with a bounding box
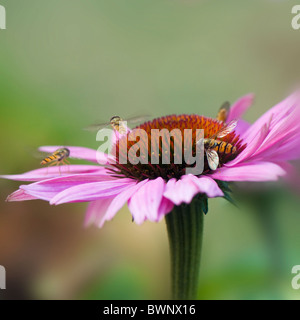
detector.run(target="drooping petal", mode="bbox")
[210,161,286,181]
[17,173,119,202]
[6,189,38,202]
[51,178,135,204]
[163,177,200,205]
[191,175,224,197]
[227,93,254,122]
[39,146,111,164]
[128,177,166,224]
[157,197,174,221]
[0,165,104,182]
[86,180,150,228]
[84,198,114,227]
[164,175,223,204]
[98,179,148,227]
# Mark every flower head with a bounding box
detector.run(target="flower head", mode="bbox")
[2,92,300,227]
[109,114,245,180]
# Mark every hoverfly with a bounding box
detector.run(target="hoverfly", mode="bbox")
[199,120,238,171]
[85,115,150,134]
[40,147,71,168]
[217,101,230,123]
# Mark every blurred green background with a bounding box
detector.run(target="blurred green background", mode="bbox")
[0,0,300,300]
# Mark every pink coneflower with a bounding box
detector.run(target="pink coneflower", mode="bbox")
[2,92,300,299]
[3,93,297,219]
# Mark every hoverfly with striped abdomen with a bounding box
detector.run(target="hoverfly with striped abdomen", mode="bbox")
[85,115,150,134]
[40,147,71,169]
[198,120,238,171]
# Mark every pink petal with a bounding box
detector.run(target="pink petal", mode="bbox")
[84,198,114,227]
[233,93,300,164]
[164,175,223,204]
[6,189,37,202]
[163,177,199,205]
[259,140,300,162]
[128,177,166,224]
[249,108,300,162]
[241,91,300,144]
[228,121,271,166]
[39,146,110,164]
[227,93,254,122]
[0,165,104,182]
[157,197,174,221]
[234,119,251,137]
[51,178,135,204]
[99,179,148,227]
[19,173,118,202]
[210,161,286,181]
[191,175,224,197]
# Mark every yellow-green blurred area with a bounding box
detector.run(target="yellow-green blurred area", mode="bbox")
[0,0,300,300]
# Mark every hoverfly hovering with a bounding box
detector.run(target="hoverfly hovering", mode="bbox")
[40,147,71,168]
[85,115,150,134]
[217,101,230,123]
[199,120,238,171]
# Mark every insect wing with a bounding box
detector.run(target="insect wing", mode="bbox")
[216,120,237,138]
[220,101,230,110]
[206,149,219,171]
[126,115,151,126]
[84,115,150,132]
[217,101,230,122]
[84,122,111,132]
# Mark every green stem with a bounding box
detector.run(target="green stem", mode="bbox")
[165,198,204,300]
